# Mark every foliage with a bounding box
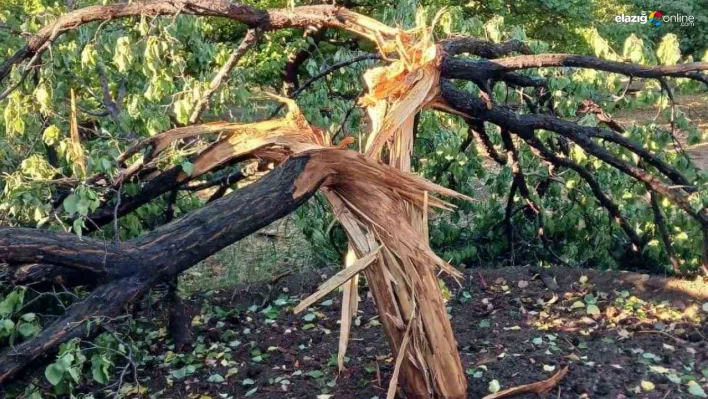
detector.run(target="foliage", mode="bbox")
[0,0,707,393]
[0,0,706,267]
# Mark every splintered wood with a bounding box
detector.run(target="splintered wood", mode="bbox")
[116,20,470,397]
[351,16,468,399]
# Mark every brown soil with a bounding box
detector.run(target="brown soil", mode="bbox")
[44,266,706,399]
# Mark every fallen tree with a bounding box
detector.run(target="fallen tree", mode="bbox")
[1,1,707,398]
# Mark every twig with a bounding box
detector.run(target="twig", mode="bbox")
[269,54,380,117]
[482,366,569,399]
[189,28,261,124]
[658,77,686,156]
[635,330,685,343]
[113,182,122,243]
[96,63,122,125]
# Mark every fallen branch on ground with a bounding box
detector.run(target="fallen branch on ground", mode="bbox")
[482,366,569,399]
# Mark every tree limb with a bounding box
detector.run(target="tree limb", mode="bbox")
[0,1,399,85]
[189,28,261,124]
[439,81,708,227]
[441,37,532,58]
[650,191,681,274]
[442,54,708,85]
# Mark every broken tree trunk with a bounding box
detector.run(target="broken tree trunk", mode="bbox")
[345,28,466,398]
[0,147,469,391]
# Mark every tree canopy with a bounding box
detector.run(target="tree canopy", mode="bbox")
[0,0,707,397]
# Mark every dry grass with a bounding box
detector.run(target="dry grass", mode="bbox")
[179,216,321,294]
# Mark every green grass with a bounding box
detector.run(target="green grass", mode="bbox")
[179,216,327,294]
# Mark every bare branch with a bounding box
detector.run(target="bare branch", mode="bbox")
[650,191,681,274]
[189,28,261,124]
[442,54,708,85]
[442,37,532,58]
[291,53,380,98]
[0,1,399,85]
[96,63,122,124]
[468,119,506,165]
[270,53,379,117]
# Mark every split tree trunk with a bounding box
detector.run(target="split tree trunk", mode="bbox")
[388,119,466,399]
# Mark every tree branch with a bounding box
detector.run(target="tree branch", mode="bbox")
[282,27,327,95]
[439,83,649,250]
[441,37,532,58]
[439,81,708,227]
[270,53,379,117]
[649,191,681,274]
[0,1,399,85]
[468,119,506,165]
[189,28,261,124]
[442,54,708,85]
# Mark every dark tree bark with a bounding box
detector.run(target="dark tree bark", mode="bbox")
[2,2,707,397]
[0,153,329,384]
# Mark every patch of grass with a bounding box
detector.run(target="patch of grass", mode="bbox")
[179,216,328,294]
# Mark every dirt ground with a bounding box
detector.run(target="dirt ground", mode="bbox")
[21,266,703,399]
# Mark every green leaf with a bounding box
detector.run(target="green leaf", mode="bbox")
[583,294,597,305]
[208,374,225,383]
[0,290,24,316]
[688,381,707,398]
[45,363,65,385]
[173,98,192,125]
[483,16,504,43]
[641,380,655,392]
[20,313,36,322]
[657,34,680,66]
[67,366,80,383]
[18,323,40,338]
[2,318,15,332]
[245,387,258,397]
[170,365,196,380]
[488,379,501,393]
[81,44,97,67]
[43,125,60,145]
[63,194,78,216]
[571,301,585,309]
[307,370,324,379]
[181,161,194,176]
[92,364,108,384]
[586,304,601,315]
[622,34,644,64]
[72,218,84,238]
